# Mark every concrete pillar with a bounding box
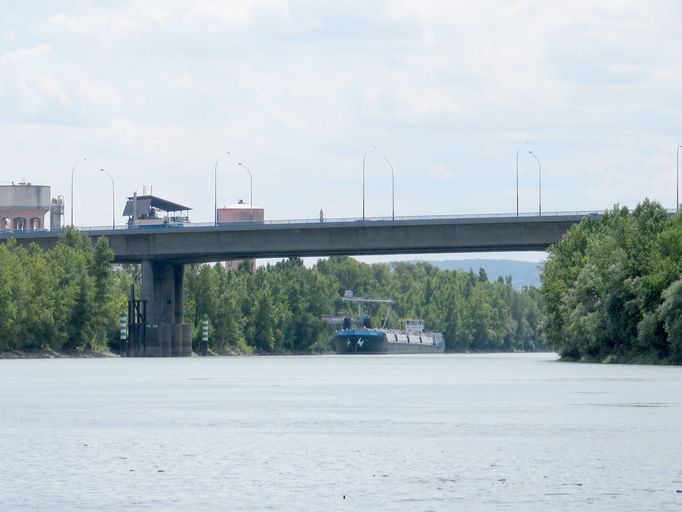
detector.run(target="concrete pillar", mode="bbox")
[141,260,154,315]
[141,260,190,357]
[182,324,192,356]
[174,264,184,324]
[155,263,175,326]
[141,261,176,325]
[146,326,162,357]
[162,326,172,356]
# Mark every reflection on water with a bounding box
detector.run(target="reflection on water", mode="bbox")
[1,353,682,511]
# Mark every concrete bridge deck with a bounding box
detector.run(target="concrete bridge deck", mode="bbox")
[0,211,601,264]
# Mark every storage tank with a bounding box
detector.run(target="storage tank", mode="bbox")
[217,199,264,224]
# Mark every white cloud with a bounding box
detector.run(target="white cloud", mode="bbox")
[1,43,53,62]
[76,81,122,120]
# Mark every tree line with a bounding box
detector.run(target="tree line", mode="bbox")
[0,229,129,353]
[542,200,682,363]
[185,256,546,353]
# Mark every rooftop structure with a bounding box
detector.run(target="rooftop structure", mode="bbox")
[123,194,192,227]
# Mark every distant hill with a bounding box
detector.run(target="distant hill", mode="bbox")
[407,259,543,289]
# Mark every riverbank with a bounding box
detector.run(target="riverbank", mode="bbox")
[0,348,116,359]
[0,346,301,358]
[559,352,681,365]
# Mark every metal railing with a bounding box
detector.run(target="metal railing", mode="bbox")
[0,208,672,237]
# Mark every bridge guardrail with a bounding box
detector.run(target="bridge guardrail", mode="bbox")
[0,209,672,237]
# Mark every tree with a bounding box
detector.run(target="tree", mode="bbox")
[253,286,275,352]
[542,200,682,362]
[660,278,682,360]
[0,229,129,352]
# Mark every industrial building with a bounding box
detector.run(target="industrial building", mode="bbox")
[217,199,264,271]
[0,182,63,230]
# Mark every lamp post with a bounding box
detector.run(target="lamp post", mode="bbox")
[237,162,254,221]
[516,140,529,217]
[70,157,87,226]
[677,143,682,214]
[99,168,115,229]
[214,152,230,225]
[362,146,378,220]
[528,150,542,216]
[384,158,395,220]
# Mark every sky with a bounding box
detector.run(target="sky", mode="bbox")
[2,1,682,263]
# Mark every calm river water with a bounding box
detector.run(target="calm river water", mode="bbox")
[1,353,682,511]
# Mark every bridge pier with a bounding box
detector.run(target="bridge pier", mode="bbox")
[141,260,192,356]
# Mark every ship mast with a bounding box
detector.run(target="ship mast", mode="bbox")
[342,290,394,328]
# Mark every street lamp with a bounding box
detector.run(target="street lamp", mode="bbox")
[237,163,254,221]
[516,140,529,217]
[384,158,395,220]
[528,150,542,216]
[99,168,115,229]
[362,145,378,220]
[70,157,87,226]
[214,151,230,225]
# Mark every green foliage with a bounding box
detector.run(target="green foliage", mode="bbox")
[0,229,125,352]
[660,279,682,359]
[183,255,546,354]
[542,200,682,362]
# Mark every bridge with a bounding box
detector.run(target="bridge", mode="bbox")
[0,211,599,356]
[0,211,595,262]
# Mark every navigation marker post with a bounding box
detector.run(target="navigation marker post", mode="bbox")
[119,311,128,356]
[201,315,209,356]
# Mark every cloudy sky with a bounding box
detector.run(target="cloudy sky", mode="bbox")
[2,1,682,261]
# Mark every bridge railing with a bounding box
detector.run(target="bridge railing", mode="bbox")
[0,209,674,236]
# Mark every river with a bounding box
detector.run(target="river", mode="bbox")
[1,353,681,511]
